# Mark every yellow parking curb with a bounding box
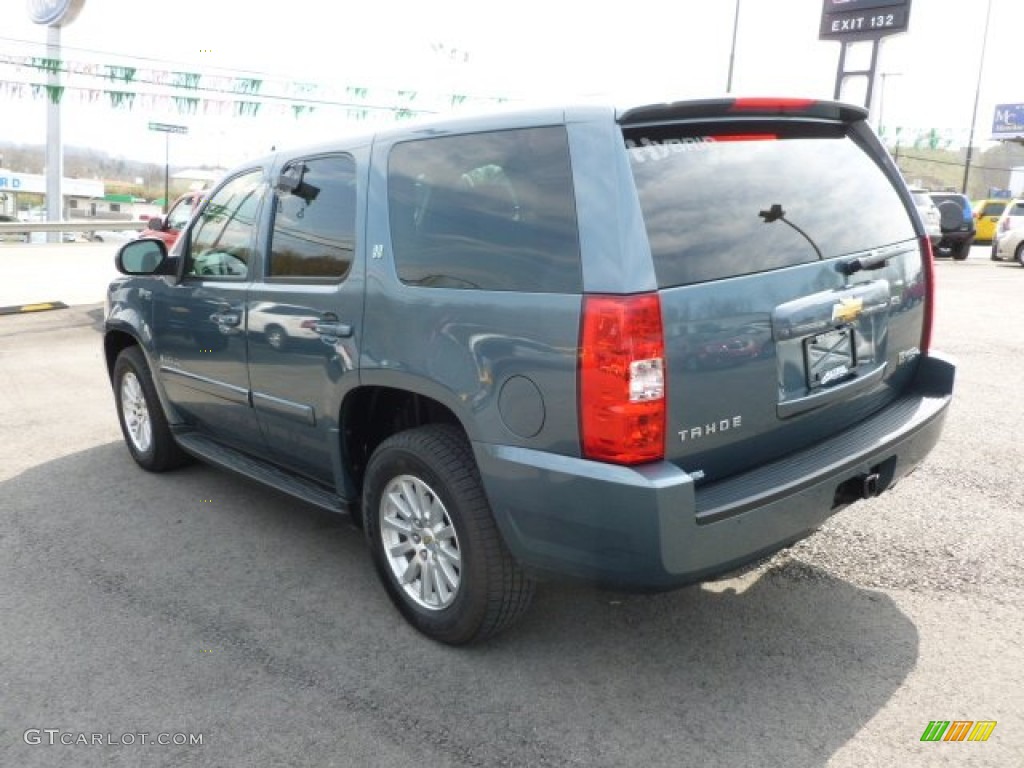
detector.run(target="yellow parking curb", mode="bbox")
[0,301,69,315]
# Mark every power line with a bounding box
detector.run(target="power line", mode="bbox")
[0,35,510,104]
[896,152,1021,173]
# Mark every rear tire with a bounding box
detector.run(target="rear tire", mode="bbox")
[952,241,971,261]
[1016,242,1024,268]
[113,346,191,472]
[363,424,534,644]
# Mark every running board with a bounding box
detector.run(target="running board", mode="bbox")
[173,430,351,516]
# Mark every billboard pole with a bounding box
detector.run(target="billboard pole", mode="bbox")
[962,0,993,195]
[821,0,912,114]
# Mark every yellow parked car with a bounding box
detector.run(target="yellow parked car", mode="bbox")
[972,198,1012,244]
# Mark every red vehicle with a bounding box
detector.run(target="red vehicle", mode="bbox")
[138,190,206,246]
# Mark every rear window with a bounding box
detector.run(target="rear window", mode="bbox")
[931,194,972,218]
[624,123,916,287]
[388,126,581,292]
[981,201,1007,216]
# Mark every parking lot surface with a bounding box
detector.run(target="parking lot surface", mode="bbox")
[1,246,1021,767]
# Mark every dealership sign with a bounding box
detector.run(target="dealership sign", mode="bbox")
[0,171,102,197]
[820,0,911,40]
[992,104,1024,141]
[25,0,86,26]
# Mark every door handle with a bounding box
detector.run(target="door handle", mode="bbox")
[312,320,352,338]
[211,310,241,327]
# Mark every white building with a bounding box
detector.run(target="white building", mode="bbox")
[0,168,104,218]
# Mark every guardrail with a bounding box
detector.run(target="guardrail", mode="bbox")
[0,220,147,234]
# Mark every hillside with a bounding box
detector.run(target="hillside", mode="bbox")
[889,141,1024,197]
[5,138,1024,201]
[0,141,219,200]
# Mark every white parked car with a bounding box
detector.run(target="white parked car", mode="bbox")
[247,301,321,350]
[909,188,941,246]
[991,225,1024,266]
[88,230,136,244]
[990,198,1024,260]
[0,214,29,243]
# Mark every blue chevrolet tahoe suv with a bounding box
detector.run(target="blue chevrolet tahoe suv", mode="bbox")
[104,98,955,644]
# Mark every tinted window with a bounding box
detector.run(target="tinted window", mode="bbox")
[186,171,263,279]
[388,126,581,292]
[624,123,916,287]
[269,154,356,280]
[981,201,1007,216]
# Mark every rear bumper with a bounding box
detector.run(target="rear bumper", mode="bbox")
[936,231,975,251]
[475,353,955,589]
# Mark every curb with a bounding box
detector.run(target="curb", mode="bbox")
[0,301,69,316]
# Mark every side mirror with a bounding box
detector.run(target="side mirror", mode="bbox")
[147,216,165,231]
[116,238,169,275]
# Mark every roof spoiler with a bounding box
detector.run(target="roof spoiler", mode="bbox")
[618,98,868,126]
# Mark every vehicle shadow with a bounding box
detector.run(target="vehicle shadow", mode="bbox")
[2,444,918,768]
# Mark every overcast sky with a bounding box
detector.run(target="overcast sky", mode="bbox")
[1,0,1022,168]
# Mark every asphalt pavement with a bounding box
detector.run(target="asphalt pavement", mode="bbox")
[0,244,1020,767]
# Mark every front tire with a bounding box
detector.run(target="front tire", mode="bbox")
[265,324,287,351]
[363,425,534,644]
[113,346,190,472]
[1016,242,1024,268]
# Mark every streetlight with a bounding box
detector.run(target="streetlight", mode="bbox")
[877,72,902,139]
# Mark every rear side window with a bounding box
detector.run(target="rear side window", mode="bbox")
[269,154,356,280]
[981,201,1007,217]
[388,126,581,292]
[624,123,916,287]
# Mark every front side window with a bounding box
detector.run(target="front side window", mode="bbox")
[268,154,356,280]
[387,126,581,292]
[625,123,916,287]
[185,171,264,279]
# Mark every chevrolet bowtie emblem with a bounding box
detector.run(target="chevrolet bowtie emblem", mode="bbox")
[832,297,863,323]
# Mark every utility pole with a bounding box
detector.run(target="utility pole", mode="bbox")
[962,0,993,195]
[726,0,741,93]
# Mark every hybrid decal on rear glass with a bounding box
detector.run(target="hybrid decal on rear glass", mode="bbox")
[624,137,716,163]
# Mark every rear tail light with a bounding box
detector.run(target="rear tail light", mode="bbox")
[730,97,816,112]
[920,235,935,355]
[579,294,666,464]
[709,133,778,142]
